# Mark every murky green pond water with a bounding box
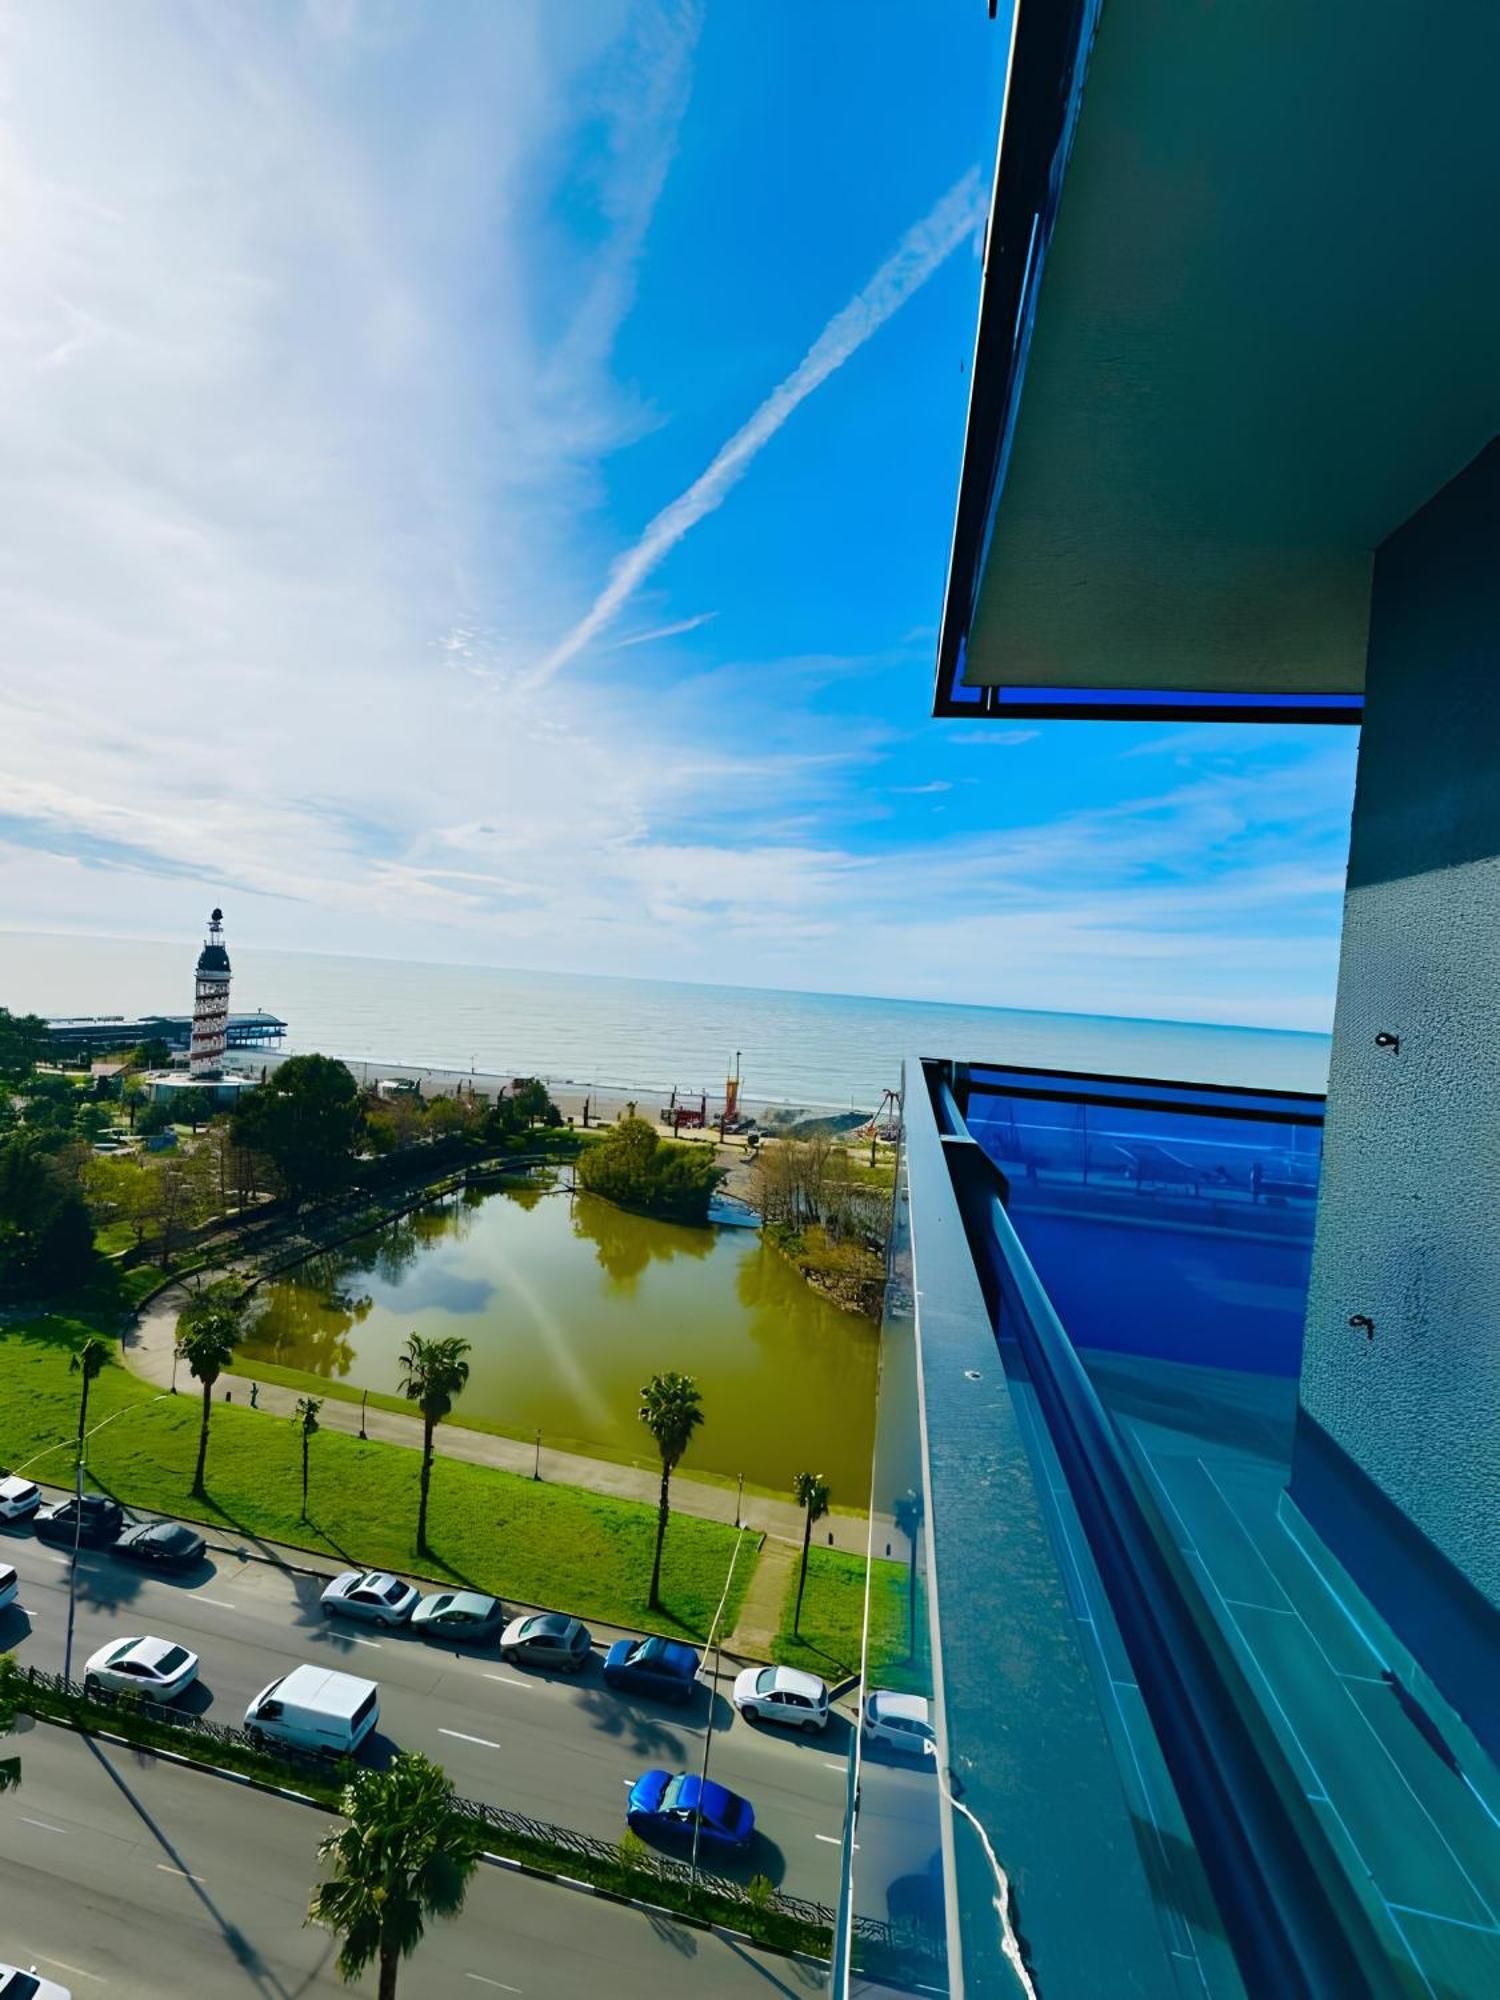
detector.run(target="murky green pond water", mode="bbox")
[239,1185,878,1496]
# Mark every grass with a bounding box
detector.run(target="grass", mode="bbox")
[0,1307,755,1645]
[221,1349,867,1516]
[770,1545,910,1682]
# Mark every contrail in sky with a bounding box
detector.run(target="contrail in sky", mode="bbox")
[527,167,986,687]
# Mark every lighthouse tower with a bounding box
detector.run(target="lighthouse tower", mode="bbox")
[189,907,232,1078]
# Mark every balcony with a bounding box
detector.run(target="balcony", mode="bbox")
[836,1059,1500,1998]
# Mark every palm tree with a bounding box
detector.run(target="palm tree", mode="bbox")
[71,1336,111,1448]
[638,1371,704,1612]
[178,1294,241,1498]
[294,1395,323,1520]
[792,1471,831,1637]
[308,1752,479,2000]
[398,1334,471,1556]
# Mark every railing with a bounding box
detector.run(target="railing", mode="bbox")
[927,1065,1406,1999]
[13,1664,922,1960]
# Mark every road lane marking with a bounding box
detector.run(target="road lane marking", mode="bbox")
[339,1635,382,1647]
[195,1597,237,1610]
[483,1674,532,1689]
[823,1760,846,1771]
[22,1816,66,1833]
[441,1729,501,1749]
[34,1955,106,1983]
[465,1978,521,1992]
[157,1863,207,1882]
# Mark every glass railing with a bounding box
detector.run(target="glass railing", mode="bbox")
[839,1060,1407,1999]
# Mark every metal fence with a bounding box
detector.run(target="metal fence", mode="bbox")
[14,1664,926,1961]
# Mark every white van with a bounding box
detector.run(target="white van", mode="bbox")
[244,1663,379,1757]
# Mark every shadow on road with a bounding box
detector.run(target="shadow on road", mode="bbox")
[576,1683,689,1764]
[81,1732,325,2000]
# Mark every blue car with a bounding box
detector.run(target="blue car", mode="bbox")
[627,1770,755,1855]
[602,1635,701,1704]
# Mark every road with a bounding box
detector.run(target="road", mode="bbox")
[0,1527,934,1917]
[0,1722,908,1998]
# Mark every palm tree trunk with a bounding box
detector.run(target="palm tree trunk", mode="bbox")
[301,1436,310,1519]
[417,1414,434,1553]
[77,1375,92,1447]
[378,1941,400,2000]
[648,1464,671,1610]
[795,1504,812,1635]
[192,1379,212,1496]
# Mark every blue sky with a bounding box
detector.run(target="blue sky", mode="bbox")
[0,1,1359,1029]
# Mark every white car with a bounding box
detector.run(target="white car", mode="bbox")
[84,1635,200,1703]
[733,1664,831,1732]
[0,1965,72,2000]
[0,1566,17,1612]
[861,1689,935,1757]
[0,1478,41,1525]
[320,1570,419,1627]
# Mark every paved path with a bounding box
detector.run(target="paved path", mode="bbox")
[726,1534,800,1658]
[123,1284,886,1556]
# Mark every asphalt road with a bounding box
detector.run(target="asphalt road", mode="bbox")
[0,1722,911,1998]
[0,1525,936,1919]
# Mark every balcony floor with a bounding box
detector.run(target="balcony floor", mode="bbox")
[1084,1350,1500,2000]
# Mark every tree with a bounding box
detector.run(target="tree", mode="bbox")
[121,1079,146,1132]
[146,1144,216,1268]
[0,1655,23,1794]
[135,1097,176,1139]
[0,1132,94,1291]
[178,1292,241,1497]
[638,1371,704,1612]
[294,1395,323,1520]
[577,1117,724,1224]
[0,1007,47,1084]
[791,1471,831,1637]
[308,1752,480,2000]
[229,1054,363,1206]
[511,1078,555,1129]
[397,1333,471,1556]
[71,1336,111,1449]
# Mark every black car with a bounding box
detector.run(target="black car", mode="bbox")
[34,1495,124,1549]
[114,1520,206,1568]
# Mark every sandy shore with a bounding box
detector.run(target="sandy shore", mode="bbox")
[226,1046,864,1129]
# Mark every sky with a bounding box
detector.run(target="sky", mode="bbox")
[0,0,1360,1031]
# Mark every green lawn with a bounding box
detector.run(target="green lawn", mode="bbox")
[0,1309,754,1644]
[770,1545,910,1681]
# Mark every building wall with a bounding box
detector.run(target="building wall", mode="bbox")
[1293,443,1500,1727]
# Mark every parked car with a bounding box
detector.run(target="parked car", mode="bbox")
[602,1635,700,1704]
[0,1565,17,1613]
[0,1964,72,2000]
[499,1611,591,1672]
[114,1521,206,1569]
[626,1770,755,1855]
[0,1477,41,1526]
[34,1495,123,1550]
[861,1689,935,1757]
[733,1663,830,1732]
[245,1663,379,1758]
[320,1570,419,1627]
[410,1590,504,1645]
[83,1635,199,1703]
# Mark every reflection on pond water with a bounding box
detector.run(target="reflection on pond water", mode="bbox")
[240,1185,878,1493]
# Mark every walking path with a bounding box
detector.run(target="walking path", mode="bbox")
[723,1534,799,1657]
[123,1284,886,1556]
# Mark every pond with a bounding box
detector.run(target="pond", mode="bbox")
[238,1183,879,1497]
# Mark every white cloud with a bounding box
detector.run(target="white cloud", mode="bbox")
[527,168,989,686]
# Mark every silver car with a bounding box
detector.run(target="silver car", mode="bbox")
[320,1569,419,1627]
[499,1611,592,1672]
[0,1477,40,1525]
[84,1635,200,1703]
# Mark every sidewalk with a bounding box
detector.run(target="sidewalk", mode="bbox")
[123,1284,890,1557]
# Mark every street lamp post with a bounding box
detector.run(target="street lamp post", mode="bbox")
[62,1447,86,1685]
[533,1430,542,1481]
[735,1471,744,1530]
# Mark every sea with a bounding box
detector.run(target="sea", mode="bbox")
[0,930,1330,1110]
